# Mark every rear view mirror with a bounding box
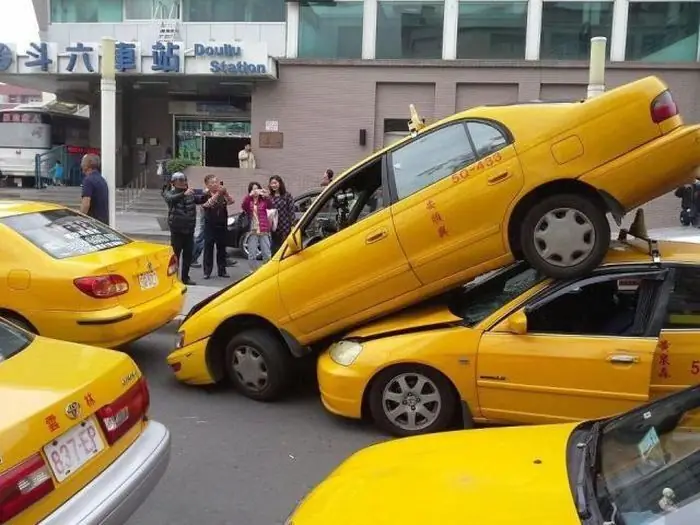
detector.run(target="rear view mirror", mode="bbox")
[507,311,528,335]
[286,229,302,256]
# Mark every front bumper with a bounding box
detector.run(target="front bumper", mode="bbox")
[317,351,368,420]
[167,337,216,385]
[39,420,171,525]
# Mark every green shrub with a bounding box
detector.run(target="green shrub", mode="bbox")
[166,157,198,174]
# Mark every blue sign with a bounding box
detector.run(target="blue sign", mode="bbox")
[0,44,12,72]
[193,43,267,75]
[65,42,94,73]
[115,42,137,72]
[25,42,53,72]
[152,42,180,73]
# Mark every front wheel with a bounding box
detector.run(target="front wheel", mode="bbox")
[369,365,457,437]
[224,329,294,401]
[520,193,610,280]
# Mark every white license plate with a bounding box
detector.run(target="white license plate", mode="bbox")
[43,417,105,483]
[138,270,159,290]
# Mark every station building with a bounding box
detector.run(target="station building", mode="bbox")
[2,0,700,195]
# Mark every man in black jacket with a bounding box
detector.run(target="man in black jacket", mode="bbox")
[202,174,234,279]
[162,172,206,285]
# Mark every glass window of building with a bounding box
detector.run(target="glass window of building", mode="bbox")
[299,2,364,59]
[183,0,285,22]
[540,1,613,60]
[50,0,123,22]
[376,2,445,59]
[627,2,700,62]
[457,1,528,59]
[124,0,180,19]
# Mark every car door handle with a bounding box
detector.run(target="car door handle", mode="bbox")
[607,354,639,364]
[366,229,388,244]
[488,172,510,185]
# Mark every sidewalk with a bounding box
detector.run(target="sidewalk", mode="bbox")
[116,211,170,243]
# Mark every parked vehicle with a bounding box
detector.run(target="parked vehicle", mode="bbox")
[0,200,186,347]
[0,317,169,524]
[169,76,700,402]
[285,381,700,525]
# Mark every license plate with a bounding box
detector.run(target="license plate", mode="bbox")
[138,270,159,290]
[43,417,105,483]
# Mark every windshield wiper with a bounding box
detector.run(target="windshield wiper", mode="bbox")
[575,421,602,519]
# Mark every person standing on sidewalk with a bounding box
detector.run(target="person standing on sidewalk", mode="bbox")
[79,154,109,225]
[268,175,295,255]
[202,174,234,280]
[162,172,205,285]
[238,143,257,169]
[242,181,272,272]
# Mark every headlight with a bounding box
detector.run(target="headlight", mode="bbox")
[175,331,185,349]
[329,340,363,366]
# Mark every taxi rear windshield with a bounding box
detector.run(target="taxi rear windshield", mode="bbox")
[0,318,32,363]
[0,209,132,259]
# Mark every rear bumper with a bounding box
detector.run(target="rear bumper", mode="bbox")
[39,420,171,525]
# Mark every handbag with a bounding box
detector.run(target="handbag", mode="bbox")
[267,208,279,232]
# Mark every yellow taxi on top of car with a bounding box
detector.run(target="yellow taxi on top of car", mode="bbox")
[286,383,700,525]
[317,213,700,437]
[170,75,700,403]
[0,200,186,348]
[0,317,170,524]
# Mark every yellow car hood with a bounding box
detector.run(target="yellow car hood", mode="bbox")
[291,423,581,525]
[345,301,462,339]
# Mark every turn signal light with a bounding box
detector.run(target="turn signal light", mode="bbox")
[167,254,178,276]
[74,274,129,299]
[0,453,54,523]
[96,377,150,445]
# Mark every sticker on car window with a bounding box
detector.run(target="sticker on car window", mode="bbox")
[638,426,665,465]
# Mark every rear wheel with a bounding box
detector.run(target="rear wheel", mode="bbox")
[224,329,294,401]
[520,193,610,279]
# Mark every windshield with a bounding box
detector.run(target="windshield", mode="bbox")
[0,208,131,259]
[0,318,33,363]
[598,385,700,524]
[448,262,546,326]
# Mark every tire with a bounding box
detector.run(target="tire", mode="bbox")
[240,231,263,259]
[369,365,457,438]
[1,313,36,334]
[224,329,294,402]
[520,193,610,280]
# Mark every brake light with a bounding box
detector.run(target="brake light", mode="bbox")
[651,90,678,124]
[96,377,150,445]
[167,254,178,276]
[74,274,129,298]
[0,454,54,523]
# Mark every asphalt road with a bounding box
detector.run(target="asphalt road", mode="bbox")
[124,310,386,525]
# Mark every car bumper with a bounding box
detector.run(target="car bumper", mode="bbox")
[167,337,216,385]
[317,351,367,420]
[39,420,171,525]
[31,283,186,348]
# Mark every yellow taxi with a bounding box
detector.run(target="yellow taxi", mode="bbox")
[317,213,700,436]
[170,76,700,402]
[0,317,170,524]
[0,200,186,348]
[285,383,700,525]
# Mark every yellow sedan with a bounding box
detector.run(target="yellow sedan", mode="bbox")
[0,200,186,347]
[0,317,170,524]
[287,383,700,525]
[318,230,700,437]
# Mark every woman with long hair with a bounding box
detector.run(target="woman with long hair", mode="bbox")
[268,175,295,254]
[241,181,272,271]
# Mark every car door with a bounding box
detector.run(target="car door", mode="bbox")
[277,155,421,339]
[389,119,525,287]
[475,268,673,425]
[654,265,700,397]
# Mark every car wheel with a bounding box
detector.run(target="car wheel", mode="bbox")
[1,313,36,334]
[520,193,610,280]
[224,329,293,402]
[369,365,457,437]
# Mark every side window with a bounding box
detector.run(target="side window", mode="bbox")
[467,121,508,157]
[526,276,658,337]
[665,267,700,329]
[390,123,476,200]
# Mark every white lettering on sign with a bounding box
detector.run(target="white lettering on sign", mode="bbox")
[265,120,279,132]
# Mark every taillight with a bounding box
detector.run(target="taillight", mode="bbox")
[74,274,129,298]
[167,254,178,276]
[96,377,150,445]
[651,90,678,124]
[0,454,54,523]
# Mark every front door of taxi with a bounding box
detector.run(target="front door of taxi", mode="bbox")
[389,119,524,286]
[476,270,673,425]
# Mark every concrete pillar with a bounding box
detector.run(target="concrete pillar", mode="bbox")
[101,37,117,228]
[587,37,607,99]
[363,0,378,59]
[525,0,543,60]
[286,2,299,58]
[442,0,459,60]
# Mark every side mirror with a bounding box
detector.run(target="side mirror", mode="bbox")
[507,311,528,335]
[286,229,302,256]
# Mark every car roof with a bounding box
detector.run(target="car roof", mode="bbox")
[603,233,700,266]
[0,200,64,219]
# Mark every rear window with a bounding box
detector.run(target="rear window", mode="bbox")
[0,318,32,363]
[1,208,132,259]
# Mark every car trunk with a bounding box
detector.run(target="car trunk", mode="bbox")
[0,338,147,523]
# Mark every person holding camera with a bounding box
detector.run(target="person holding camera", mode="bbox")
[241,181,272,272]
[201,174,234,279]
[162,172,207,285]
